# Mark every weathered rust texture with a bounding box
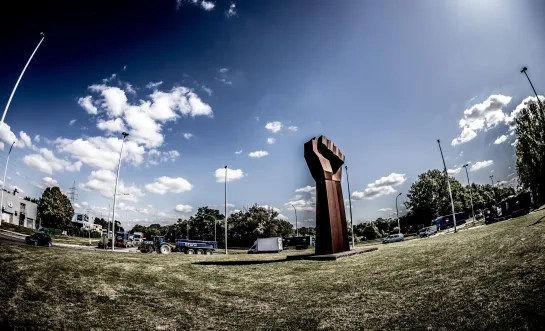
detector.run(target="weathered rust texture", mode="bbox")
[304,136,350,255]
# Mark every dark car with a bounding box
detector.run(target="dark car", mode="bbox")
[25,233,52,247]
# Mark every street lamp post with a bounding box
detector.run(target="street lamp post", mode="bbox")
[224,165,228,255]
[490,175,494,186]
[111,132,129,251]
[345,165,355,247]
[462,164,476,223]
[396,192,402,234]
[521,67,544,116]
[437,139,457,233]
[291,204,298,237]
[0,141,16,226]
[2,33,46,123]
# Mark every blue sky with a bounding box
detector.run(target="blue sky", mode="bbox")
[0,0,544,229]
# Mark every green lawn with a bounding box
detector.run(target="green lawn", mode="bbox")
[1,210,545,330]
[51,235,99,246]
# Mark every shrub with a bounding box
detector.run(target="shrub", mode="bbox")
[0,222,36,235]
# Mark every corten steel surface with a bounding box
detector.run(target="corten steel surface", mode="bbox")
[304,136,350,255]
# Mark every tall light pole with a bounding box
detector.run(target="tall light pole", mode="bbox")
[224,165,228,254]
[111,132,129,251]
[291,204,298,237]
[0,141,16,226]
[345,165,355,247]
[490,175,494,186]
[395,192,402,234]
[2,33,46,123]
[437,139,457,233]
[521,67,544,116]
[462,164,475,222]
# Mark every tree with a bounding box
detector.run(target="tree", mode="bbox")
[362,223,381,240]
[37,187,74,229]
[515,101,545,204]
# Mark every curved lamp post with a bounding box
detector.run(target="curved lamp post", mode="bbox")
[111,132,129,251]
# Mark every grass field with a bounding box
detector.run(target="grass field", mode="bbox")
[1,211,545,330]
[51,235,99,246]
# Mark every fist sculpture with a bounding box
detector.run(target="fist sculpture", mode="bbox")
[304,136,350,255]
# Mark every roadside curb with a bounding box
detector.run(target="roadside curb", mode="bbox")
[0,229,28,238]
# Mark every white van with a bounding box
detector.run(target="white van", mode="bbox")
[383,233,404,244]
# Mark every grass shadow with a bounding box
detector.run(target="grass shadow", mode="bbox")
[192,259,288,266]
[528,214,545,226]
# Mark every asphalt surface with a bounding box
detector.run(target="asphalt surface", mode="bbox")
[0,233,26,245]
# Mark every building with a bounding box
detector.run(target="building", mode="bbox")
[0,190,39,229]
[71,212,90,229]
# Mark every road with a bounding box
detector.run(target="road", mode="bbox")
[0,232,137,253]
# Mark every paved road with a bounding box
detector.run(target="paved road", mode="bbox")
[0,232,136,253]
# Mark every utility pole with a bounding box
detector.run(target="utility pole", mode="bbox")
[490,175,494,186]
[68,181,78,205]
[345,165,355,247]
[396,192,402,234]
[0,141,16,226]
[224,165,228,255]
[462,164,476,223]
[437,139,457,233]
[291,204,298,237]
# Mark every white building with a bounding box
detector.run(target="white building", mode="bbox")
[0,190,39,229]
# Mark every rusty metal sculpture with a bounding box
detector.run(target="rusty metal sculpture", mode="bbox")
[304,136,350,255]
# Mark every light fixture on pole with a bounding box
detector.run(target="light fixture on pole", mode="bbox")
[224,165,228,255]
[111,132,129,251]
[396,192,402,234]
[2,33,46,123]
[437,139,457,233]
[345,165,355,247]
[0,141,16,226]
[291,204,298,237]
[462,164,475,222]
[521,67,544,116]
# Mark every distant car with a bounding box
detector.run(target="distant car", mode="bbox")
[25,233,52,247]
[419,225,438,238]
[383,233,404,244]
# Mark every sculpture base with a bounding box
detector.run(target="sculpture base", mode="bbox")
[286,247,378,261]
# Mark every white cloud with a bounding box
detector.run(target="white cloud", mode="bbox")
[265,121,282,133]
[146,149,180,166]
[82,201,89,207]
[0,122,18,147]
[201,0,215,10]
[69,119,77,126]
[89,84,128,117]
[504,95,545,130]
[0,142,4,151]
[249,150,268,158]
[183,133,194,139]
[125,83,136,94]
[494,135,508,145]
[34,135,40,143]
[77,96,98,115]
[174,204,193,213]
[267,137,276,145]
[215,168,245,183]
[146,81,163,89]
[55,136,146,171]
[452,94,512,146]
[351,173,406,200]
[235,150,243,155]
[295,185,315,193]
[447,167,461,175]
[145,176,193,195]
[201,85,213,96]
[225,2,237,17]
[258,205,281,213]
[42,177,58,186]
[287,126,298,132]
[378,208,393,212]
[19,131,32,148]
[219,68,228,73]
[97,118,127,133]
[470,160,494,172]
[284,197,315,211]
[79,169,144,203]
[23,148,82,175]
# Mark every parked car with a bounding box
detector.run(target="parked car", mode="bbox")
[25,233,52,247]
[382,233,404,244]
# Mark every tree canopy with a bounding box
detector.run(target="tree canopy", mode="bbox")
[37,187,74,229]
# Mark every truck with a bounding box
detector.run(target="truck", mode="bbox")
[248,237,283,254]
[282,236,313,250]
[431,212,468,230]
[139,236,217,255]
[132,232,144,246]
[419,225,438,237]
[115,232,133,248]
[486,191,533,225]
